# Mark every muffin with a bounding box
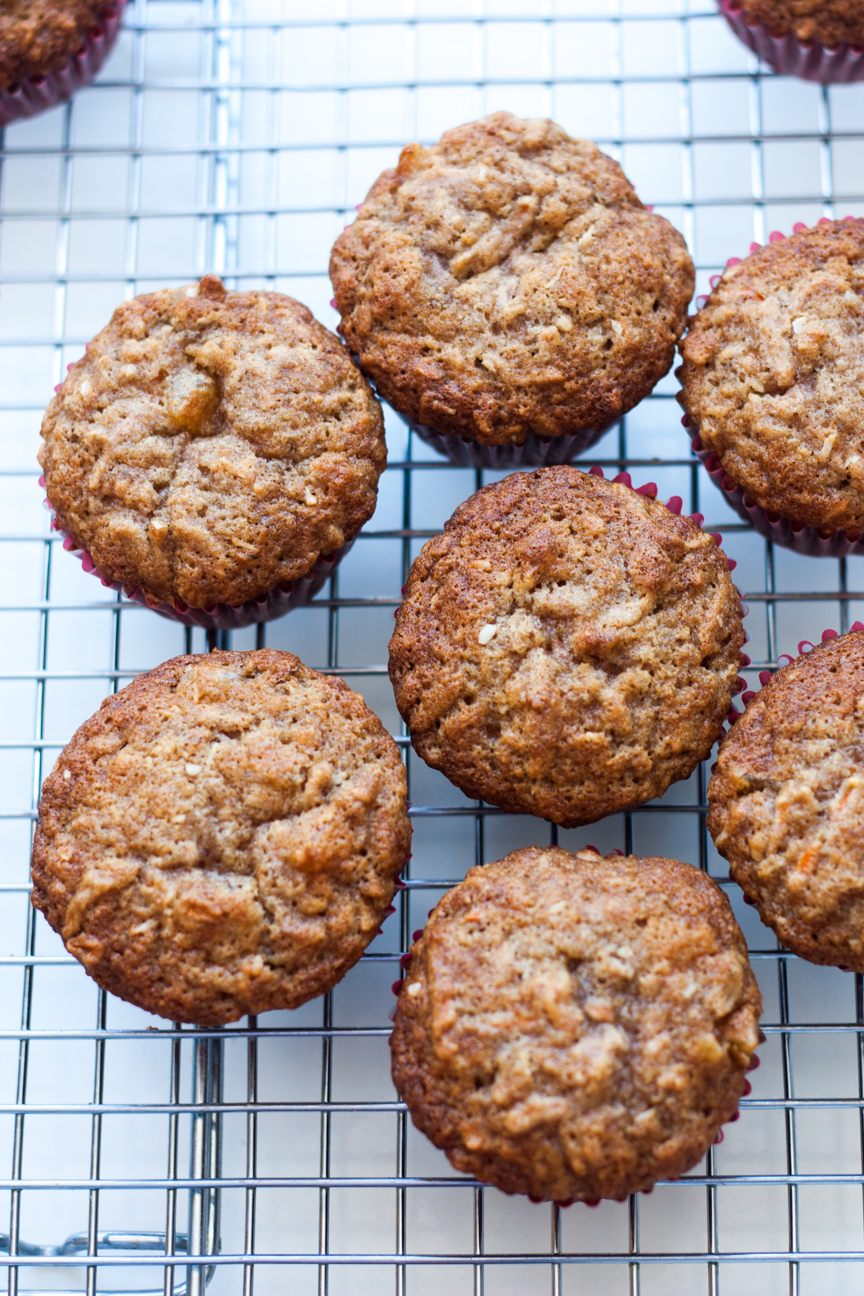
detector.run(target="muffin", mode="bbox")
[679,220,864,550]
[392,847,762,1203]
[389,467,744,827]
[718,0,864,83]
[39,274,386,627]
[709,629,864,971]
[330,112,694,466]
[0,0,125,125]
[31,649,411,1025]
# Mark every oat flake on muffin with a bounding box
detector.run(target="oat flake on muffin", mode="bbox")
[389,467,744,827]
[392,847,762,1203]
[679,219,864,537]
[39,275,386,611]
[31,650,411,1026]
[709,629,864,972]
[330,112,694,449]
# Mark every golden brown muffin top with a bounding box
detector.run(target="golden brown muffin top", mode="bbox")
[391,848,762,1203]
[31,650,411,1025]
[732,0,864,48]
[39,275,386,610]
[679,220,864,535]
[0,0,111,88]
[330,112,694,447]
[389,468,744,828]
[709,630,864,971]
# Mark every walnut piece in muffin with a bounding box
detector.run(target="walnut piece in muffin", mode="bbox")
[389,467,744,827]
[39,275,386,610]
[709,630,864,971]
[679,219,864,535]
[31,650,411,1025]
[392,847,762,1202]
[331,112,694,448]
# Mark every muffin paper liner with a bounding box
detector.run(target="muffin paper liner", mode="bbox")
[0,2,125,127]
[42,478,351,630]
[736,624,864,708]
[681,222,864,558]
[730,623,864,973]
[717,0,864,82]
[403,416,609,469]
[685,423,864,557]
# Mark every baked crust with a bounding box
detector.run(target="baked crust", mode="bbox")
[330,112,694,447]
[679,219,864,534]
[39,275,386,609]
[391,848,762,1202]
[0,0,112,88]
[388,467,744,827]
[709,630,864,971]
[731,0,864,48]
[31,650,411,1025]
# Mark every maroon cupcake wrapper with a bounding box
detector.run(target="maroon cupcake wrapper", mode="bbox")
[733,624,864,976]
[403,416,609,470]
[42,479,351,631]
[718,0,864,82]
[0,2,125,127]
[686,426,864,557]
[682,222,864,558]
[726,625,864,736]
[738,623,864,706]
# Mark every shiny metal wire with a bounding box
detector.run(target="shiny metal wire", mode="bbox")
[1,1,864,1293]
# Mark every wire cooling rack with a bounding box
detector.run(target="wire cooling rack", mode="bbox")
[3,0,864,1292]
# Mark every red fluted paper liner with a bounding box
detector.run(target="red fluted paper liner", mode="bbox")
[736,624,864,708]
[731,623,864,974]
[718,0,864,82]
[686,424,864,557]
[41,478,351,631]
[403,415,609,469]
[0,2,125,127]
[682,221,864,558]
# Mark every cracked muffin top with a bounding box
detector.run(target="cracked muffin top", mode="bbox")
[0,0,113,88]
[330,112,694,448]
[679,219,864,535]
[31,649,411,1025]
[391,847,762,1203]
[730,0,864,48]
[39,275,386,610]
[389,467,744,827]
[709,630,864,972]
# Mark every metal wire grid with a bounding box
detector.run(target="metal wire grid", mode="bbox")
[2,1,864,1293]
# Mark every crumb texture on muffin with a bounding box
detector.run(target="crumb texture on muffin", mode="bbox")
[331,112,694,446]
[392,848,762,1202]
[730,0,864,49]
[680,219,864,534]
[31,650,411,1025]
[0,0,115,87]
[709,630,864,970]
[389,467,743,827]
[39,275,386,609]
